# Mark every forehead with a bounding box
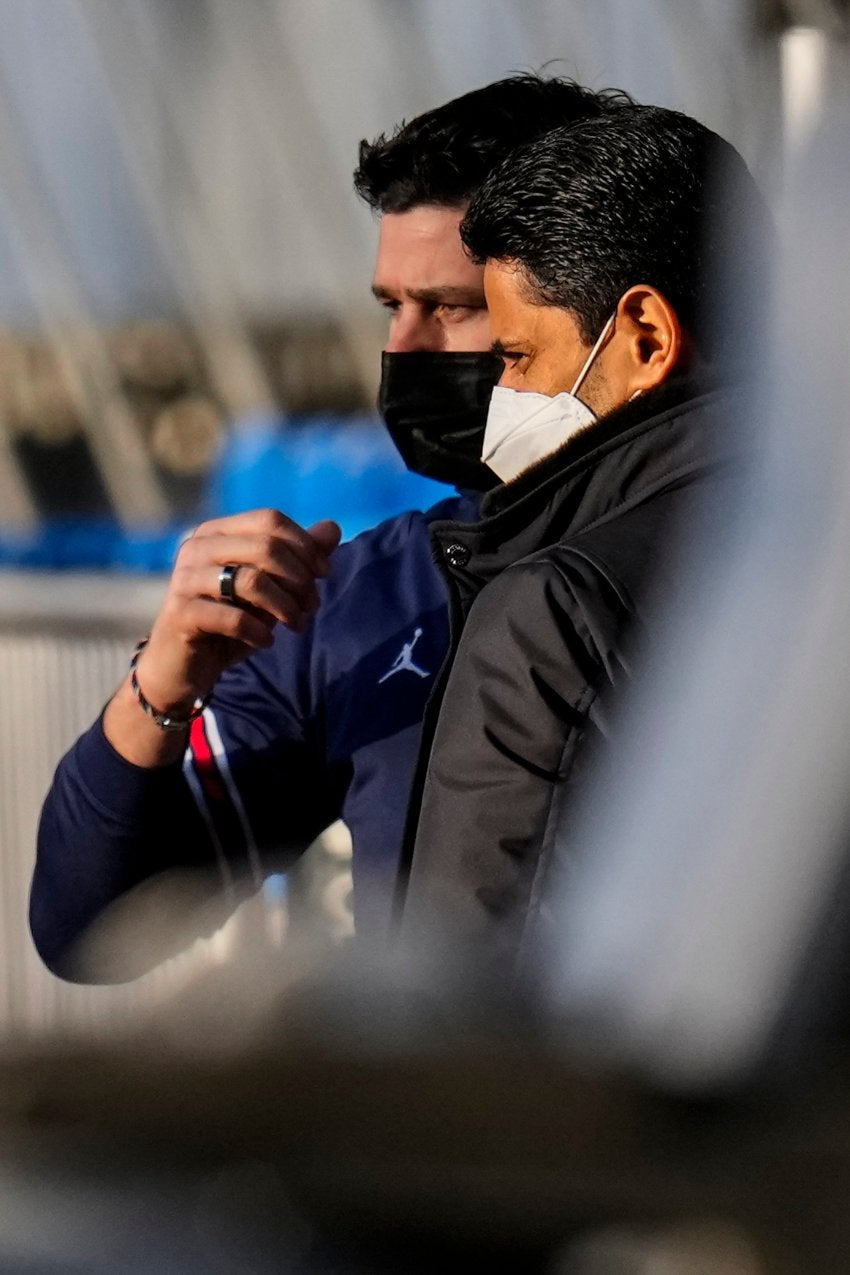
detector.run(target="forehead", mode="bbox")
[373,206,484,293]
[484,259,585,351]
[483,259,537,326]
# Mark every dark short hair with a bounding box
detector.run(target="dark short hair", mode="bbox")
[460,105,769,360]
[354,73,633,214]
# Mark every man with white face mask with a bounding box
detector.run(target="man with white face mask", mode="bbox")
[480,310,617,483]
[397,106,769,978]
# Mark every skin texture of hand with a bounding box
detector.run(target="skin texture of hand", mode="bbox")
[103,509,342,767]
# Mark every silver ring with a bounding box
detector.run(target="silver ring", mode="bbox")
[218,563,239,604]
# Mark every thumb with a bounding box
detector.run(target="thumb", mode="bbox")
[308,519,343,553]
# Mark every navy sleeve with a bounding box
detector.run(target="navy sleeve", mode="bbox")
[32,717,214,979]
[31,623,345,982]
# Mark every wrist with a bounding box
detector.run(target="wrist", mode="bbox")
[130,638,209,732]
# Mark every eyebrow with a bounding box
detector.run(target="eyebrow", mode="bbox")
[371,284,485,306]
[490,338,525,359]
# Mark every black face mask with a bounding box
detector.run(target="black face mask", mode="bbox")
[379,351,503,492]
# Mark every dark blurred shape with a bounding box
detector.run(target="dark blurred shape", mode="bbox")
[13,433,113,518]
[110,320,200,394]
[253,317,374,415]
[4,335,113,517]
[110,321,220,515]
[6,338,79,446]
[150,394,226,513]
[757,0,850,36]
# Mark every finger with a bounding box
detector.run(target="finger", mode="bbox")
[212,562,318,628]
[150,597,277,659]
[190,508,300,537]
[179,533,324,606]
[216,527,332,586]
[193,509,336,578]
[308,519,343,554]
[190,598,279,648]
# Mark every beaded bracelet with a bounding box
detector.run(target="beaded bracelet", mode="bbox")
[129,637,210,732]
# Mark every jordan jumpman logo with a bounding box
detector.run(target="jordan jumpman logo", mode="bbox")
[378,627,430,683]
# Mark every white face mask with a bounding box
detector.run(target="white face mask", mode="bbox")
[481,312,615,484]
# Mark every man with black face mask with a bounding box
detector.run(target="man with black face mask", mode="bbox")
[31,74,629,978]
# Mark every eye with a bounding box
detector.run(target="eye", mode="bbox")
[377,297,401,314]
[435,303,485,322]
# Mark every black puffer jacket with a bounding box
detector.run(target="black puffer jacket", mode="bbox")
[397,374,744,977]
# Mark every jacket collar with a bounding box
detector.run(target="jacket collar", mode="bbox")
[484,373,723,512]
[429,373,741,590]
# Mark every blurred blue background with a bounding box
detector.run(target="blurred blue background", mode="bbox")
[0,411,451,571]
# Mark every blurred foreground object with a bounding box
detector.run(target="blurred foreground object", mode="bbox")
[542,13,850,1095]
[0,948,844,1272]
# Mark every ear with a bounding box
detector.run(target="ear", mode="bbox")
[615,285,687,395]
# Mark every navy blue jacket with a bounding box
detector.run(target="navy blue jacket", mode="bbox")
[31,492,478,976]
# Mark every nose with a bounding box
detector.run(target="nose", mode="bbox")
[384,307,443,354]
